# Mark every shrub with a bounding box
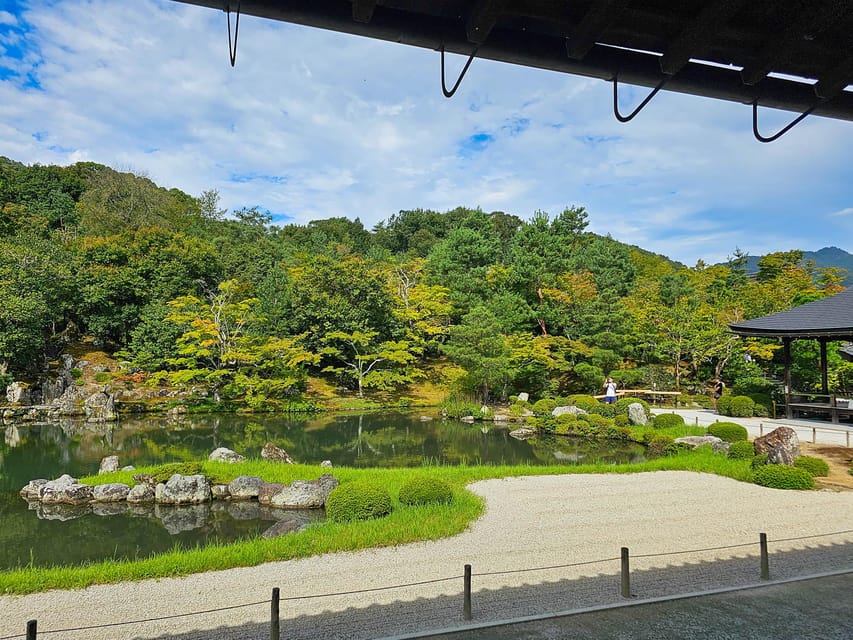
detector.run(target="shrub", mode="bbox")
[707,421,748,442]
[646,434,677,458]
[326,481,393,522]
[727,440,756,460]
[614,397,650,417]
[751,453,768,469]
[150,462,204,483]
[652,413,685,429]
[441,396,482,419]
[69,368,83,380]
[399,477,454,506]
[793,456,830,477]
[567,394,599,413]
[614,414,630,427]
[93,371,112,384]
[753,465,815,490]
[728,395,756,417]
[532,398,559,415]
[715,395,733,415]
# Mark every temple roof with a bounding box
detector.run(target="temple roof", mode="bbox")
[729,288,853,339]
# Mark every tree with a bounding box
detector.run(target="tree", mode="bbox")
[321,330,417,397]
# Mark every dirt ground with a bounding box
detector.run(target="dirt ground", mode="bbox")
[800,442,853,490]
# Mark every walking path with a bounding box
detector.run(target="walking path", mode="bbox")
[2,472,852,640]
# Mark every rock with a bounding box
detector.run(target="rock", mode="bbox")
[84,390,117,422]
[121,465,135,471]
[552,406,588,417]
[460,415,475,423]
[61,354,75,370]
[127,483,156,503]
[132,473,157,487]
[41,375,67,404]
[6,382,31,405]
[419,415,433,422]
[261,442,295,463]
[99,455,120,474]
[754,427,800,465]
[675,435,729,453]
[509,427,536,439]
[269,474,339,509]
[493,414,509,422]
[320,460,333,469]
[208,447,245,463]
[55,385,85,415]
[627,402,648,426]
[517,392,529,402]
[93,483,131,503]
[155,474,212,504]
[211,484,231,500]
[228,475,264,500]
[20,479,49,501]
[167,405,187,417]
[41,475,94,505]
[258,482,285,505]
[91,364,108,373]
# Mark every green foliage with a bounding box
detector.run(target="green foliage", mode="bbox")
[645,434,677,458]
[715,395,732,415]
[532,398,558,415]
[727,395,756,417]
[652,413,685,429]
[753,464,815,490]
[751,453,769,469]
[93,371,111,383]
[727,440,756,460]
[149,462,205,483]
[614,414,630,427]
[326,481,393,522]
[707,421,748,442]
[398,477,454,506]
[441,395,483,419]
[69,368,83,379]
[793,456,830,477]
[614,397,650,416]
[567,394,600,413]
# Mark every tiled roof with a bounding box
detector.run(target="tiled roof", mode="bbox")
[730,288,853,338]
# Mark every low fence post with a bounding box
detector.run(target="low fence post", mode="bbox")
[26,620,37,640]
[759,533,770,580]
[812,427,817,444]
[759,423,764,436]
[270,587,280,640]
[620,547,631,598]
[463,564,472,620]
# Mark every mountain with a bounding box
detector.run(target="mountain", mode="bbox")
[729,247,853,286]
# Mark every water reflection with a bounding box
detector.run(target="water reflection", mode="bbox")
[0,411,645,570]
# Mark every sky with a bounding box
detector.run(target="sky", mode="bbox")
[1,0,853,266]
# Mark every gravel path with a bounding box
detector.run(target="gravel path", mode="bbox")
[2,471,852,640]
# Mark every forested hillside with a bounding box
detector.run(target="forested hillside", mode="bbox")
[2,157,850,407]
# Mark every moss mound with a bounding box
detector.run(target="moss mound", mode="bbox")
[753,464,814,490]
[707,421,748,442]
[653,413,685,429]
[793,456,830,477]
[150,463,204,483]
[326,481,393,522]
[727,440,756,460]
[399,477,454,506]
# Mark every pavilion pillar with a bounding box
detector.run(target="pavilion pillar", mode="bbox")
[819,338,829,395]
[783,338,792,419]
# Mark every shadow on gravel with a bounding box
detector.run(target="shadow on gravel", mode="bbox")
[131,541,853,640]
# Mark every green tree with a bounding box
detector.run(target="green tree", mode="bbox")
[321,330,417,397]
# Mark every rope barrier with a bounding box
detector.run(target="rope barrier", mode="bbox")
[7,527,852,638]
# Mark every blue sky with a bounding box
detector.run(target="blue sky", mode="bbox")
[2,1,853,265]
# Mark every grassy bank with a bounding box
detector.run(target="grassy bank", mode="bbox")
[0,448,754,595]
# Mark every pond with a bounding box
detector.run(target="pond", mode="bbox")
[0,411,646,571]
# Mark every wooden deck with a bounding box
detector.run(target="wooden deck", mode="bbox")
[787,395,853,424]
[593,389,681,405]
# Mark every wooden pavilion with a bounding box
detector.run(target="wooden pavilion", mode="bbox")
[729,288,853,423]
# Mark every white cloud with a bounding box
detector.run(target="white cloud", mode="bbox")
[831,207,853,217]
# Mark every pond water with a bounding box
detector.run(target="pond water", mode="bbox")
[0,411,645,571]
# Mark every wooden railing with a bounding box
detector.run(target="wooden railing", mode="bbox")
[785,391,853,424]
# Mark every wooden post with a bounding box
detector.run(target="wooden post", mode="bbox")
[620,547,630,598]
[27,620,37,640]
[760,533,770,580]
[463,564,472,620]
[759,423,764,436]
[784,339,792,419]
[270,588,280,640]
[820,338,829,395]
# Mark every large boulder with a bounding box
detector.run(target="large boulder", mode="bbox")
[269,474,339,509]
[754,427,800,465]
[127,483,156,503]
[40,475,94,505]
[627,402,648,426]
[261,442,295,463]
[509,427,536,440]
[552,406,588,417]
[209,447,245,463]
[258,482,285,505]
[155,474,212,504]
[93,483,131,503]
[517,392,530,402]
[20,478,49,501]
[84,389,117,422]
[228,475,264,500]
[6,382,31,405]
[99,455,120,474]
[675,435,729,453]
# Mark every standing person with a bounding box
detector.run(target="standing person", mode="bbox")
[603,377,618,404]
[712,378,725,412]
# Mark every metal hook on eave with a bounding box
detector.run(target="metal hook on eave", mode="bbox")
[612,74,667,123]
[751,99,821,143]
[440,44,479,98]
[226,2,241,67]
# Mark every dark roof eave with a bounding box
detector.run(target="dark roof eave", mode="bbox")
[729,327,853,339]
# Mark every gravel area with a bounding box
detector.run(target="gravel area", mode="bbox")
[2,471,852,640]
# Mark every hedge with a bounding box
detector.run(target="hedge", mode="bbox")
[753,465,814,490]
